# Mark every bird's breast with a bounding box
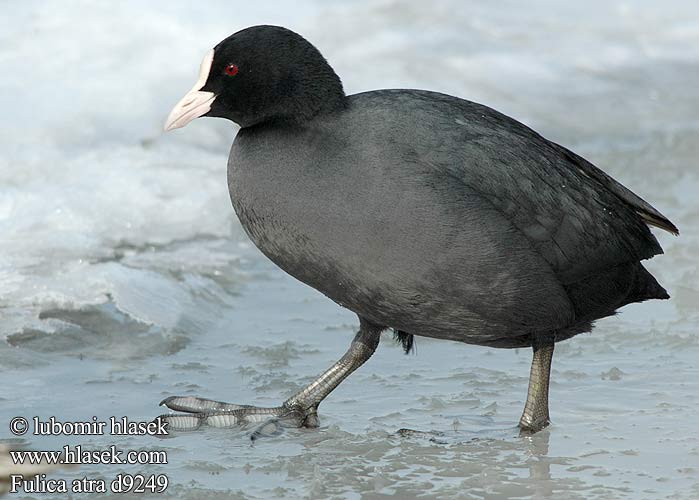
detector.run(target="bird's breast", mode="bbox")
[225,125,574,342]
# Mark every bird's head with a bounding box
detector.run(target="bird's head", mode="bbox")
[164,25,345,131]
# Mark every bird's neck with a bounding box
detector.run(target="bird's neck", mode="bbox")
[253,69,347,128]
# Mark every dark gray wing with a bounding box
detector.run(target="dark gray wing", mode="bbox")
[549,142,678,236]
[401,90,676,285]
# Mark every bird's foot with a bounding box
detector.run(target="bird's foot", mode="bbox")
[158,396,319,439]
[157,321,382,439]
[518,415,550,435]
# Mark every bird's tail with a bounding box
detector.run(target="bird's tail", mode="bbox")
[630,263,669,302]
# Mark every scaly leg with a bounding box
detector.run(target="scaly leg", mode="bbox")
[159,318,382,435]
[519,340,555,433]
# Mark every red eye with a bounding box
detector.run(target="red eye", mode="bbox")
[225,63,239,76]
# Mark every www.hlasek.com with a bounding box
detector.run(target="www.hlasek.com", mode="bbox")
[7,416,170,495]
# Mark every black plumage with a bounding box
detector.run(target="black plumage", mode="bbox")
[227,87,674,348]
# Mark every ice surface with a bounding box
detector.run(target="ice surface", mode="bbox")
[1,1,698,499]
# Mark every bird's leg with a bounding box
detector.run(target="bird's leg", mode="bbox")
[159,318,382,433]
[519,340,555,434]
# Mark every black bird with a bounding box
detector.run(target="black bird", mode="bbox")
[162,25,677,434]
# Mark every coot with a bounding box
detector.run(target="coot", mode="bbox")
[162,25,677,434]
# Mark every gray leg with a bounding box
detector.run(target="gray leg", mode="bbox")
[519,341,554,433]
[159,318,382,433]
[283,318,380,413]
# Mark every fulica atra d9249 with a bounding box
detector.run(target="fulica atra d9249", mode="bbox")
[162,25,677,435]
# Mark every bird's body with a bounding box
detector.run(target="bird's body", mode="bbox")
[229,89,670,348]
[162,25,676,434]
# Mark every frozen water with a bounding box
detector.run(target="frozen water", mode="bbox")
[1,1,698,498]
